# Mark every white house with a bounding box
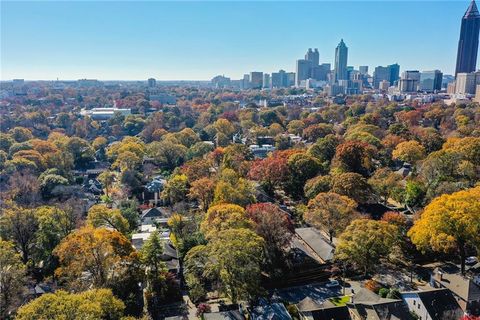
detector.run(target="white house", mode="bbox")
[401,288,463,320]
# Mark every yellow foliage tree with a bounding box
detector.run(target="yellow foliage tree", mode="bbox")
[86,205,130,235]
[200,204,253,238]
[392,140,426,163]
[305,192,359,243]
[335,219,398,276]
[16,289,125,320]
[53,226,137,289]
[408,186,480,274]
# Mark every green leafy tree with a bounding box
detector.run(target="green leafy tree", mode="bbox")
[39,174,69,199]
[0,240,26,319]
[183,245,209,303]
[304,175,332,199]
[118,200,140,232]
[35,206,78,274]
[86,205,130,235]
[98,171,117,197]
[368,168,404,204]
[162,174,189,205]
[335,219,398,276]
[0,207,38,264]
[147,140,187,171]
[286,152,322,199]
[208,229,264,303]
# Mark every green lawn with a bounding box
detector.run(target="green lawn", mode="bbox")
[329,296,350,306]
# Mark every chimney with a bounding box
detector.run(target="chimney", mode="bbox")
[437,270,443,281]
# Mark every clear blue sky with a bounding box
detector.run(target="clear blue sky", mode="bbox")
[0,1,471,80]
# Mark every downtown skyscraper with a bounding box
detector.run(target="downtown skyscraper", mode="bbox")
[334,39,348,81]
[455,0,480,76]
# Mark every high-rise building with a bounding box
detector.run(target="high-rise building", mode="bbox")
[250,72,263,89]
[305,48,319,67]
[147,78,156,87]
[455,71,480,94]
[263,73,271,89]
[399,70,421,92]
[389,64,400,85]
[211,75,231,88]
[373,66,390,88]
[419,70,443,92]
[334,39,348,81]
[379,80,390,91]
[242,74,250,89]
[373,64,400,88]
[474,84,480,102]
[286,72,296,87]
[455,0,480,76]
[296,59,311,86]
[271,70,288,88]
[311,63,331,81]
[359,66,369,75]
[325,83,345,96]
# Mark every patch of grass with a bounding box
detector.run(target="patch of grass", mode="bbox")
[329,296,350,306]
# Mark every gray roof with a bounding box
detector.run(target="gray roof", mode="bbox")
[295,228,334,262]
[433,268,480,302]
[352,288,382,303]
[250,303,292,320]
[203,310,245,320]
[348,300,412,320]
[296,297,328,312]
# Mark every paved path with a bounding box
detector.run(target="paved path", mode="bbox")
[182,294,197,319]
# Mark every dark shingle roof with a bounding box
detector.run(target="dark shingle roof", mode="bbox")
[310,305,351,320]
[417,288,463,320]
[141,207,165,220]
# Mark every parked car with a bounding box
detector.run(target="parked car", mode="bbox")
[325,280,340,288]
[466,256,478,265]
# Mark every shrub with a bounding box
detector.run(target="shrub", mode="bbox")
[364,279,381,293]
[378,287,389,298]
[196,303,211,317]
[387,288,401,299]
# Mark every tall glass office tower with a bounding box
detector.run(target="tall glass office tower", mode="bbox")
[455,0,480,76]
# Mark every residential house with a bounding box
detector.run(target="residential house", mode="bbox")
[131,223,180,274]
[401,288,463,320]
[249,301,292,320]
[295,227,335,263]
[347,289,413,320]
[431,267,480,315]
[296,297,351,320]
[203,310,245,320]
[140,207,170,226]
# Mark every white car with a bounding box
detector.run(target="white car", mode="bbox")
[325,280,340,288]
[466,256,478,265]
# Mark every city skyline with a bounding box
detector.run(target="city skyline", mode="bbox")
[0,1,472,80]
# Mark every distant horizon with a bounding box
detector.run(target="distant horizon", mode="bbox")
[1,1,473,80]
